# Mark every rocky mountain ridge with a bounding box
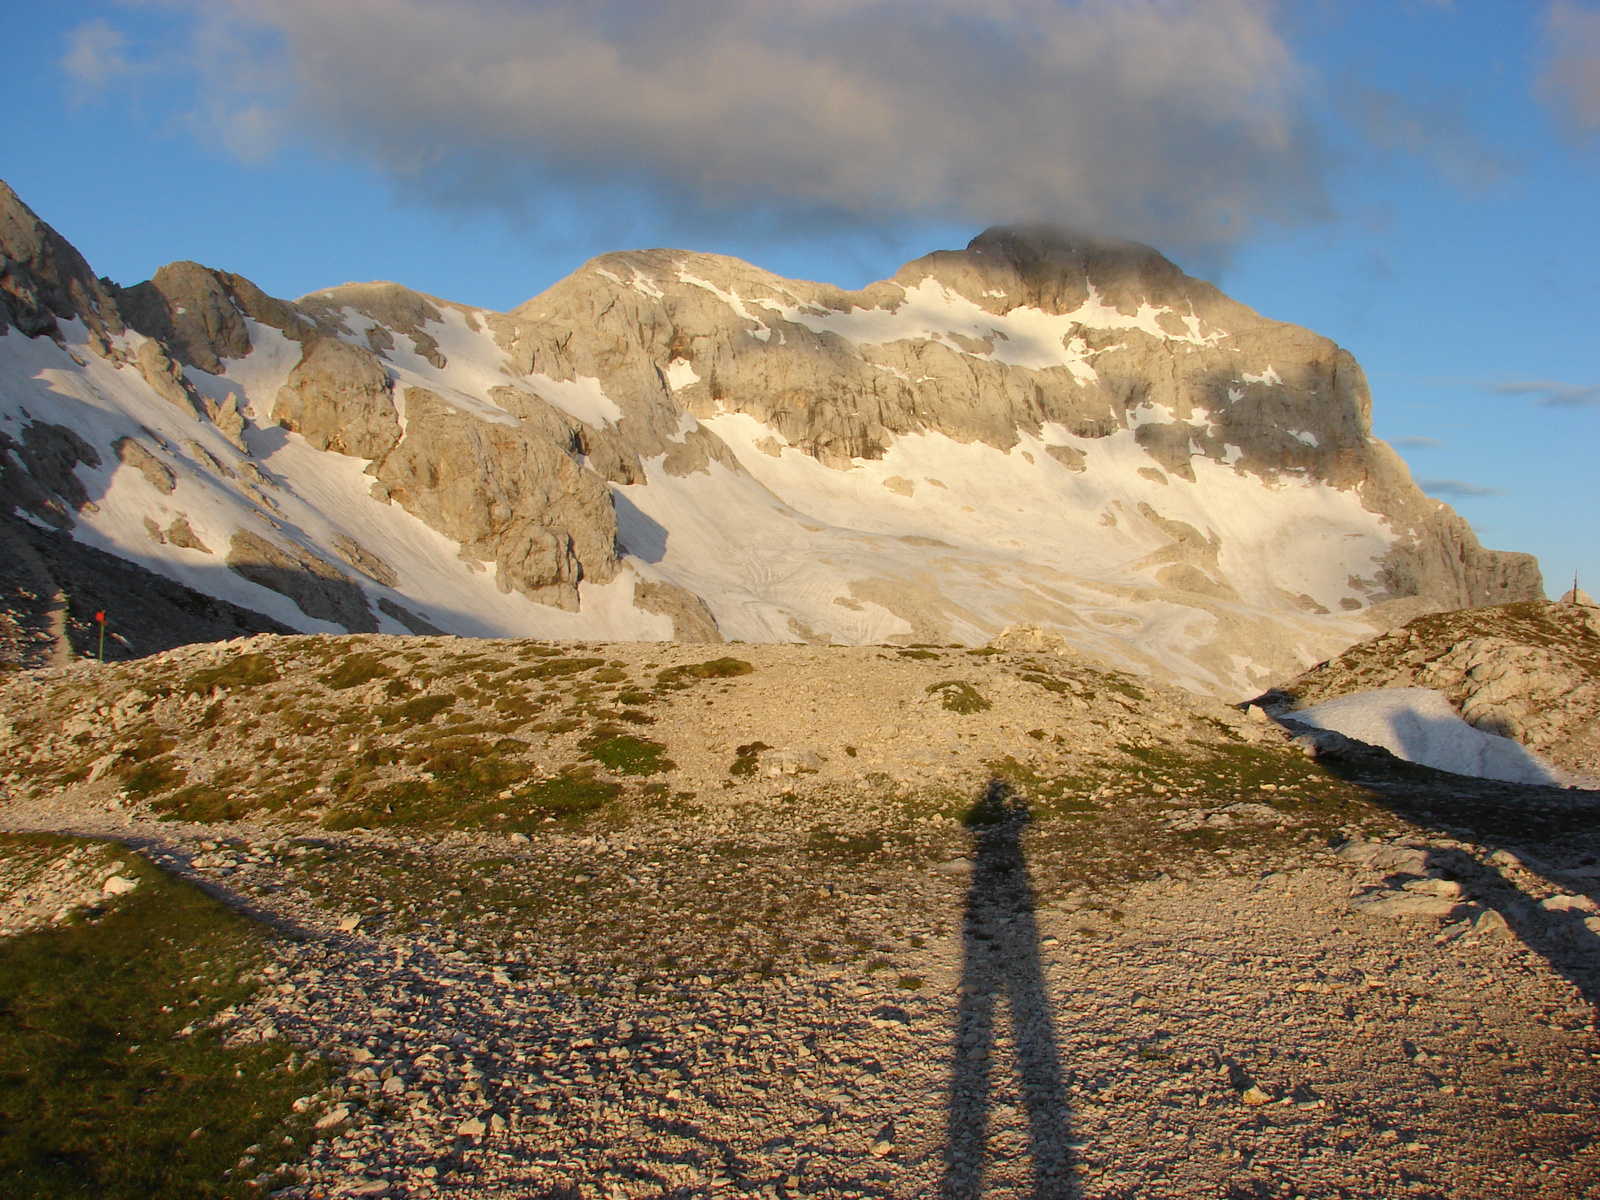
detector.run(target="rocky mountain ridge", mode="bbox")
[1260,597,1600,783]
[0,181,1541,693]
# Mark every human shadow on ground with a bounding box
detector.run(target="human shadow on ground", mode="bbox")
[944,779,1078,1200]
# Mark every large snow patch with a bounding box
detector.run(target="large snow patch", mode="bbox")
[1294,687,1568,786]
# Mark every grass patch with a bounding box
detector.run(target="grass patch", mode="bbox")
[117,756,186,801]
[807,828,885,860]
[318,653,391,690]
[515,772,623,823]
[379,694,453,727]
[153,785,251,824]
[983,757,1096,817]
[182,654,279,695]
[582,734,674,776]
[656,658,754,690]
[504,657,606,683]
[0,836,326,1199]
[927,680,992,714]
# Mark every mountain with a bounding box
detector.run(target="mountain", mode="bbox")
[0,181,1541,693]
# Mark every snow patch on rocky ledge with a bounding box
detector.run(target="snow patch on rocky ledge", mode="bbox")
[1293,687,1582,786]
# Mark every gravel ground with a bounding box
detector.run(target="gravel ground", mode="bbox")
[3,636,1599,1198]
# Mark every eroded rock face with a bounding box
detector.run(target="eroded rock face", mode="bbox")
[0,175,1546,678]
[0,181,123,344]
[633,579,723,643]
[498,226,1537,614]
[374,388,619,610]
[226,530,378,634]
[116,259,305,370]
[112,437,175,495]
[272,338,401,460]
[1,421,102,528]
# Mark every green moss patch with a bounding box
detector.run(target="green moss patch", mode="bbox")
[116,755,187,801]
[153,785,252,825]
[380,694,453,727]
[182,654,279,695]
[655,658,754,690]
[504,657,606,683]
[317,653,392,691]
[581,733,674,776]
[927,679,992,714]
[0,836,326,1199]
[729,741,772,777]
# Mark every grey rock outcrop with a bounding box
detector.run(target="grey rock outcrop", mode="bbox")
[272,338,401,460]
[297,282,451,369]
[0,175,1547,673]
[495,226,1538,614]
[1262,600,1600,782]
[0,421,102,528]
[112,437,176,494]
[116,259,305,370]
[633,580,723,643]
[226,530,378,633]
[373,387,619,611]
[0,181,123,345]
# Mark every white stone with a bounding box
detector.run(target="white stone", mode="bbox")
[314,1105,350,1129]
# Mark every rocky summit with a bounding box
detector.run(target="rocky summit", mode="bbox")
[0,180,1540,694]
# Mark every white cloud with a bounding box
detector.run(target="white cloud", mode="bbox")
[1537,1,1600,138]
[60,19,136,103]
[84,0,1327,259]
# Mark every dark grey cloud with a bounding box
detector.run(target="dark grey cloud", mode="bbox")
[1418,477,1505,498]
[1392,436,1443,449]
[1537,1,1600,139]
[73,0,1329,260]
[1491,379,1600,407]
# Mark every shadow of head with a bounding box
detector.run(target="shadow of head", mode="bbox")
[964,777,1031,829]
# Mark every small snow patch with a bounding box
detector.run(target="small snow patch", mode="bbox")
[1294,687,1566,785]
[664,358,699,391]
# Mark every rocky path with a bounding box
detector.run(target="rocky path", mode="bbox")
[6,779,1600,1200]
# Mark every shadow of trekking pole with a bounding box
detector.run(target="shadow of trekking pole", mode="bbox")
[944,778,1077,1199]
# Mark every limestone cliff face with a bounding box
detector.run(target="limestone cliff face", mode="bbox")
[499,226,1538,613]
[0,178,1544,690]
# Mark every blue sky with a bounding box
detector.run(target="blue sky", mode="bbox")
[3,1,1596,598]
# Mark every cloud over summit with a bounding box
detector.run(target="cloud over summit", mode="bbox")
[94,0,1325,258]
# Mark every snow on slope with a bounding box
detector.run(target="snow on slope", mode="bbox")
[1,291,1411,694]
[761,277,1220,381]
[1,319,669,643]
[1293,687,1577,786]
[600,404,1395,691]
